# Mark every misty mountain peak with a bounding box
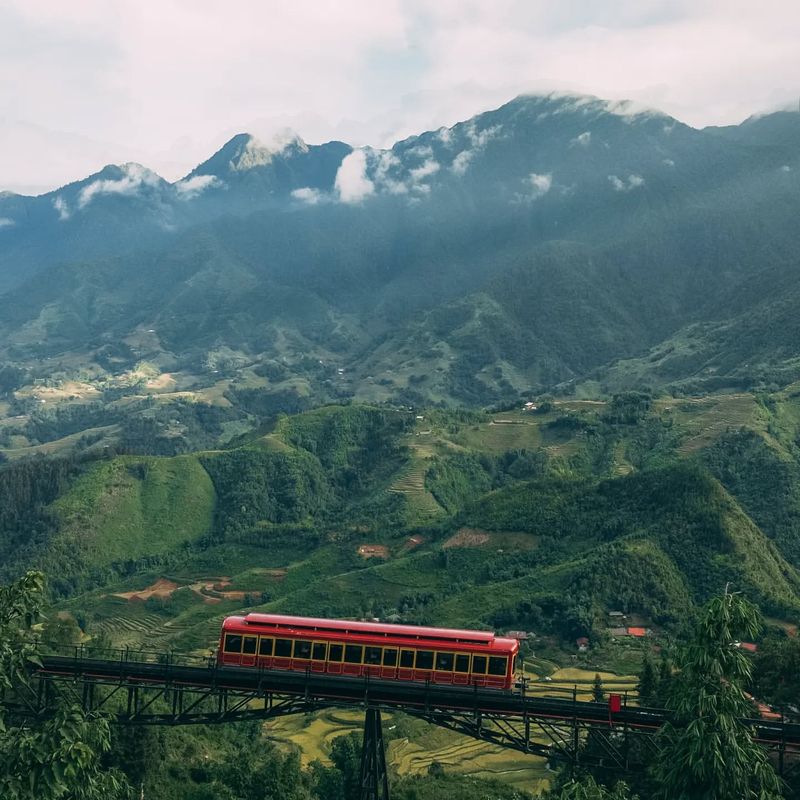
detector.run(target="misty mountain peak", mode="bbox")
[498,92,673,126]
[192,130,309,177]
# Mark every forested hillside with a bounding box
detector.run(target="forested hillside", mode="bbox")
[1,95,799,412]
[3,391,800,646]
[3,389,800,796]
[3,92,800,799]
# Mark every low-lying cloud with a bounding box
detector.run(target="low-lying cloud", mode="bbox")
[0,217,15,228]
[529,173,552,196]
[79,163,162,208]
[52,196,70,220]
[409,159,440,182]
[174,174,221,199]
[335,149,374,203]
[571,131,591,147]
[450,123,502,176]
[291,187,324,204]
[609,173,645,192]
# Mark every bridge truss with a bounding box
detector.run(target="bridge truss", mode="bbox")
[4,647,800,800]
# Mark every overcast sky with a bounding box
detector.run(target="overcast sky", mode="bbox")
[1,0,799,194]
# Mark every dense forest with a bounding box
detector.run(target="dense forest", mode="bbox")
[3,389,800,797]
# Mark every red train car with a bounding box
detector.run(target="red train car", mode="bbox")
[218,613,519,689]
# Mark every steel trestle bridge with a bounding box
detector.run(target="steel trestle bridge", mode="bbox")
[5,646,800,800]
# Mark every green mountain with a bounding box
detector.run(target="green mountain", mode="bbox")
[4,391,800,648]
[1,94,800,409]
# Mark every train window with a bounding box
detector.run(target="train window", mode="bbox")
[259,637,274,656]
[488,657,508,676]
[344,645,364,664]
[312,642,327,660]
[293,640,313,660]
[329,643,344,662]
[471,655,487,674]
[455,654,470,673]
[435,652,454,671]
[223,634,242,654]
[365,646,382,665]
[415,650,434,670]
[400,649,415,668]
[383,648,398,667]
[242,636,257,655]
[275,639,293,658]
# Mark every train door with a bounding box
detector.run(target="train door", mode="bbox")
[342,644,364,676]
[381,647,398,679]
[471,654,488,687]
[258,636,274,669]
[453,653,470,686]
[241,635,258,667]
[414,649,434,683]
[311,641,328,673]
[364,645,383,678]
[327,643,344,675]
[273,637,293,670]
[398,648,415,681]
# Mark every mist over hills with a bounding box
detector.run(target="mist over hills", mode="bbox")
[1,92,800,405]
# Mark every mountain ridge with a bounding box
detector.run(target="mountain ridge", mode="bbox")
[1,92,799,405]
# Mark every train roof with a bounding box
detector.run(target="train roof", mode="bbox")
[224,613,515,647]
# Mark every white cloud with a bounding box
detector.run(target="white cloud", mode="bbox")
[335,149,374,203]
[450,122,502,175]
[609,175,626,191]
[662,158,675,167]
[513,172,553,203]
[571,131,592,147]
[780,165,792,172]
[2,1,800,191]
[373,151,408,194]
[409,159,440,182]
[609,173,645,191]
[52,195,70,220]
[528,173,552,196]
[436,127,453,146]
[291,187,324,204]
[174,174,221,199]
[408,144,433,159]
[78,163,162,208]
[467,123,502,149]
[451,150,474,176]
[0,217,15,228]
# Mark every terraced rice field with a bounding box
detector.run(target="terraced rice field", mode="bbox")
[669,394,762,454]
[93,613,179,648]
[92,606,223,651]
[389,444,444,520]
[267,708,549,793]
[447,414,542,454]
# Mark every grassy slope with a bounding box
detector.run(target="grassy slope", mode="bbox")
[36,392,800,793]
[47,391,800,639]
[51,455,214,568]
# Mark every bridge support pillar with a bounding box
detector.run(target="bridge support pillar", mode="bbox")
[360,707,390,800]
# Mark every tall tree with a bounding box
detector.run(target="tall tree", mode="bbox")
[547,775,636,799]
[592,673,605,703]
[637,656,656,706]
[653,590,782,800]
[0,571,131,800]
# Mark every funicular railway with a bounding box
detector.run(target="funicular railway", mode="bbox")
[6,614,800,800]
